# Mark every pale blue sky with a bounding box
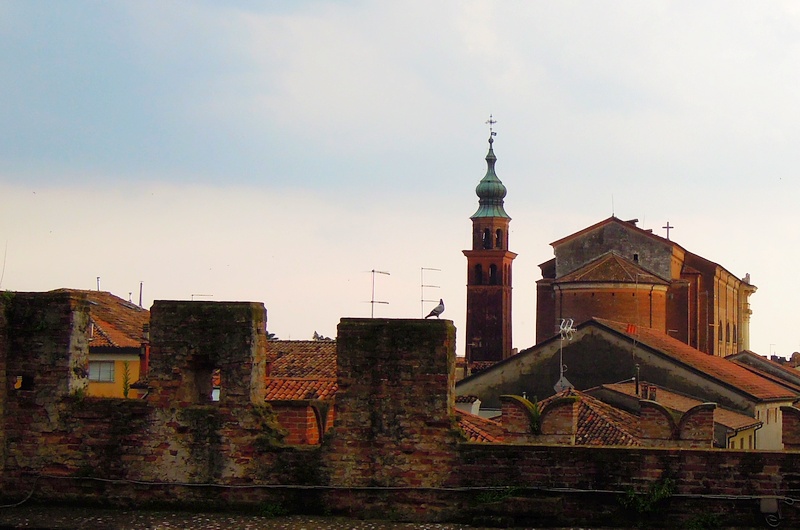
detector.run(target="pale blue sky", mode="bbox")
[2,1,800,357]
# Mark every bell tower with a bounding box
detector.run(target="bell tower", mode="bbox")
[463,125,516,374]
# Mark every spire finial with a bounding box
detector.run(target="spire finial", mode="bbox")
[485,114,497,141]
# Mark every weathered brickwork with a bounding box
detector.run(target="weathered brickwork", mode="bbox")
[3,296,800,527]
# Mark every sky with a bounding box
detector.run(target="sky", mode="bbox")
[2,1,800,358]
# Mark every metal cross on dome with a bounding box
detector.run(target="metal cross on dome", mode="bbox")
[486,115,497,137]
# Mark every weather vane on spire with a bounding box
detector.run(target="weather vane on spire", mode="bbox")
[486,114,497,137]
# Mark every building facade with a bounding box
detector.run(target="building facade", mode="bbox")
[536,217,756,356]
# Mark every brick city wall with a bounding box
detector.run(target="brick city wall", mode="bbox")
[3,293,800,527]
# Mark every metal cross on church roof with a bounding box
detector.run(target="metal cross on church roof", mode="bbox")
[663,221,674,240]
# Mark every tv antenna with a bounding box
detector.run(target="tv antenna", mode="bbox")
[367,269,390,318]
[191,294,213,301]
[420,267,441,318]
[554,318,575,392]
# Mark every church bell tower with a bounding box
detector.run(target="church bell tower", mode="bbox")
[463,126,516,374]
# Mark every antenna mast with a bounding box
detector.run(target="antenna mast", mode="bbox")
[420,267,441,317]
[369,269,390,318]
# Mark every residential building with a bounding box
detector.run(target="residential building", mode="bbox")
[48,289,149,398]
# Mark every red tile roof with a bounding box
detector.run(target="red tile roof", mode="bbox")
[595,319,796,402]
[264,379,338,401]
[265,340,337,401]
[727,351,800,393]
[51,289,149,350]
[456,410,503,443]
[557,252,669,285]
[539,388,641,446]
[269,340,336,378]
[600,382,761,432]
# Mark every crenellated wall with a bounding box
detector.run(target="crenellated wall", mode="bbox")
[3,293,800,527]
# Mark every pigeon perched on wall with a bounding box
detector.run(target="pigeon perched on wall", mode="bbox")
[425,299,445,319]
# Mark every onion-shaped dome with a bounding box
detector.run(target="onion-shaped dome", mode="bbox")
[471,136,510,219]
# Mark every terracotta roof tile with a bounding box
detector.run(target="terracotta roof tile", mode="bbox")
[268,340,336,378]
[264,340,337,401]
[595,319,797,402]
[539,389,641,446]
[727,351,800,393]
[264,379,337,401]
[456,410,503,443]
[601,382,761,432]
[50,289,149,350]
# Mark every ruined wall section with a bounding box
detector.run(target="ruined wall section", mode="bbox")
[325,319,458,498]
[1,292,90,476]
[145,301,279,484]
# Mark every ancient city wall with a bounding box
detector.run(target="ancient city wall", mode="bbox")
[2,292,800,527]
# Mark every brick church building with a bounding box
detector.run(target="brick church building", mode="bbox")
[536,216,757,357]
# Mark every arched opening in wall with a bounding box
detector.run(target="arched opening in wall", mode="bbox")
[495,229,503,248]
[489,264,498,285]
[633,253,639,263]
[474,264,483,285]
[719,321,723,344]
[483,228,492,249]
[725,323,730,344]
[733,324,737,346]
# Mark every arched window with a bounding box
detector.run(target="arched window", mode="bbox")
[719,321,723,343]
[733,325,737,344]
[495,229,503,249]
[482,228,492,249]
[726,323,730,344]
[489,264,498,285]
[474,264,483,285]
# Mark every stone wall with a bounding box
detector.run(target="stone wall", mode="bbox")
[3,296,800,527]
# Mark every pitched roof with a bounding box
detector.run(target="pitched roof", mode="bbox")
[264,379,338,401]
[727,351,800,393]
[550,216,670,249]
[556,251,669,285]
[599,382,761,432]
[595,319,797,402]
[265,340,337,401]
[539,388,641,446]
[269,340,337,378]
[50,289,149,350]
[456,410,503,443]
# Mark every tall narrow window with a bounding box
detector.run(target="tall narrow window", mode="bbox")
[483,228,491,249]
[495,229,503,248]
[474,264,483,285]
[488,264,495,285]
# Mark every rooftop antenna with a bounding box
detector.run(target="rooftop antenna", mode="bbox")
[96,276,100,291]
[368,269,390,318]
[191,294,213,301]
[611,194,615,217]
[138,281,143,308]
[554,318,575,392]
[420,267,441,318]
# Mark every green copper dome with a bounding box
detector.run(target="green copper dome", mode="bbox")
[471,136,510,219]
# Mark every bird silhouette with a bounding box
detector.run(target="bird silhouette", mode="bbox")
[425,299,445,319]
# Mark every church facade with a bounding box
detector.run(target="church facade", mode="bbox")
[536,216,756,357]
